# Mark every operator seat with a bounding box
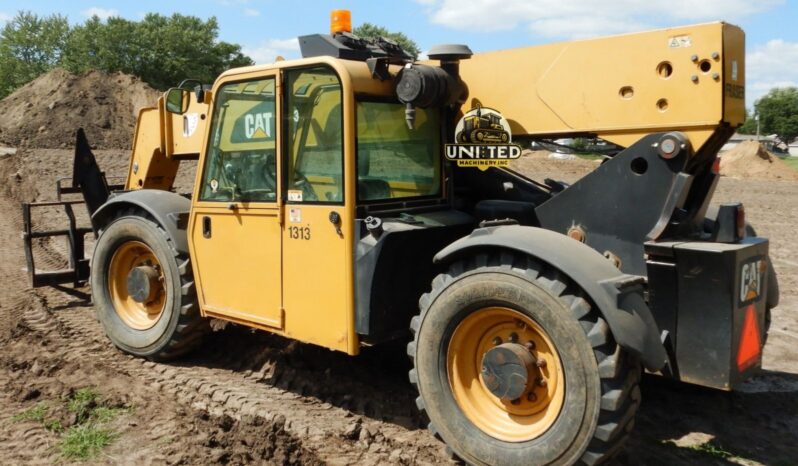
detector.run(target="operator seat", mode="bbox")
[358,179,391,200]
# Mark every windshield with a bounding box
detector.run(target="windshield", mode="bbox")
[200,78,277,202]
[356,101,441,202]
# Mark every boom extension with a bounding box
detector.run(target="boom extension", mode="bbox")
[459,22,745,153]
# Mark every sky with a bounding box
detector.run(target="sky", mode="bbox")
[1,0,797,108]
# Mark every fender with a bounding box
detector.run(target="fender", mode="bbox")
[434,225,668,371]
[92,190,191,253]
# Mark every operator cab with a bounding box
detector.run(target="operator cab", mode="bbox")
[165,11,558,347]
[298,14,559,228]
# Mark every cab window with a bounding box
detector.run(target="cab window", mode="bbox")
[200,78,277,202]
[284,66,343,203]
[356,101,441,201]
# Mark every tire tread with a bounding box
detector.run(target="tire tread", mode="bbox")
[408,251,640,466]
[102,209,208,361]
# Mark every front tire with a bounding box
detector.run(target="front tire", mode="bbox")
[91,213,208,360]
[409,252,640,465]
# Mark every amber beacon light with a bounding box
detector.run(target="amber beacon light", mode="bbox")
[330,9,352,35]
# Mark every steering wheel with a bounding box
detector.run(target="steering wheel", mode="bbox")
[293,171,318,201]
[260,152,277,191]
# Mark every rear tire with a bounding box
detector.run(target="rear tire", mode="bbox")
[744,223,779,341]
[91,213,208,360]
[409,252,640,465]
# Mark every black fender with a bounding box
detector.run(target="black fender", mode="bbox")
[92,190,191,254]
[434,225,669,371]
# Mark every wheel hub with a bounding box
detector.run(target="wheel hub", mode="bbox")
[481,343,536,401]
[126,266,160,304]
[446,307,565,442]
[107,241,166,330]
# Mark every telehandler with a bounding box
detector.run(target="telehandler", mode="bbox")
[23,10,779,465]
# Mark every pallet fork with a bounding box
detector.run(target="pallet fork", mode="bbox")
[21,129,123,287]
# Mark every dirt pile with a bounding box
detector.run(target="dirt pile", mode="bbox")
[720,140,798,181]
[0,68,159,150]
[511,149,600,183]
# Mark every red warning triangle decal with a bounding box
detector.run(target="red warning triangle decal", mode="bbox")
[736,304,761,371]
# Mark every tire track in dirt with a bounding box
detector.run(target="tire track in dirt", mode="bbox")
[0,306,323,466]
[0,361,61,466]
[0,417,58,466]
[0,193,65,465]
[28,293,448,464]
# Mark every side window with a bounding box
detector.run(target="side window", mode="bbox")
[284,67,343,203]
[200,78,277,202]
[356,101,441,201]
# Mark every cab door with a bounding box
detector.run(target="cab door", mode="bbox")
[280,66,355,352]
[189,73,283,329]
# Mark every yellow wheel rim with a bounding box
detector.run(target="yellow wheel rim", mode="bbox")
[447,307,565,442]
[107,241,166,330]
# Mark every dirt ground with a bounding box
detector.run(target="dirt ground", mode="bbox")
[0,145,796,465]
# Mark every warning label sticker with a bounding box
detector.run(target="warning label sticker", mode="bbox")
[668,35,692,48]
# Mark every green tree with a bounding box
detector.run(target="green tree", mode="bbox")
[752,87,798,144]
[353,23,421,60]
[63,13,253,90]
[61,16,139,76]
[738,115,757,135]
[571,137,588,152]
[0,11,69,97]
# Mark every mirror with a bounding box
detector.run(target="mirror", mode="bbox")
[165,88,190,114]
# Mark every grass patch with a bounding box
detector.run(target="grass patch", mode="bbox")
[44,418,63,433]
[60,424,117,460]
[60,387,127,460]
[12,387,128,461]
[782,156,798,172]
[67,388,128,423]
[91,406,129,423]
[68,387,99,423]
[689,441,734,459]
[12,403,48,423]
